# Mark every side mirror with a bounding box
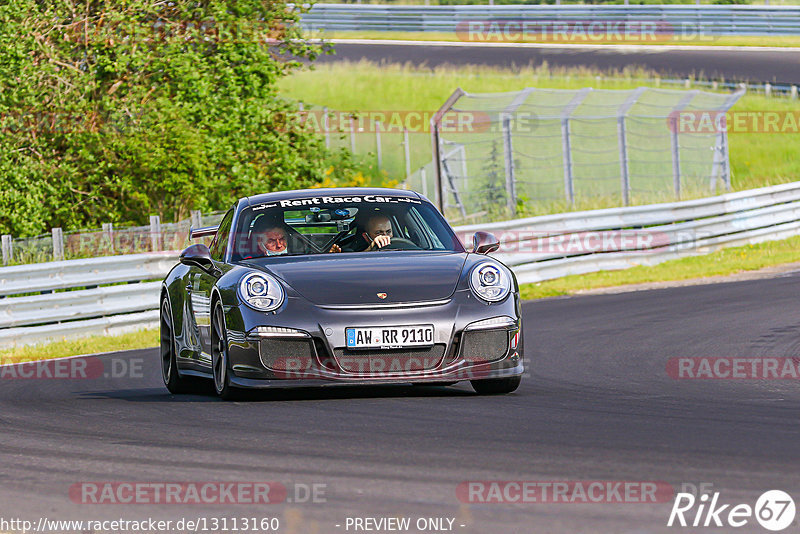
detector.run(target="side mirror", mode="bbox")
[180,244,215,271]
[473,231,500,255]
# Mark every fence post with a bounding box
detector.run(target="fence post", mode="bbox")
[430,88,466,214]
[670,90,699,200]
[617,118,630,206]
[495,88,534,216]
[149,215,161,252]
[670,116,681,199]
[349,117,356,153]
[52,227,64,261]
[1,235,11,266]
[792,86,798,100]
[559,88,590,205]
[374,120,382,168]
[190,210,202,229]
[323,106,330,149]
[711,90,745,192]
[616,88,645,207]
[430,119,443,212]
[102,222,114,254]
[561,119,574,205]
[764,83,772,97]
[403,128,411,183]
[710,130,733,192]
[501,114,516,216]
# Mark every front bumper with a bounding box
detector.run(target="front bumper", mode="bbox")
[228,361,525,389]
[225,289,524,387]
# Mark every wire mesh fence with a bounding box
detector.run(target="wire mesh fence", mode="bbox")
[429,86,743,222]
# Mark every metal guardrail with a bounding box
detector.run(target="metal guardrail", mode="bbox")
[2,181,800,348]
[0,254,177,349]
[301,5,800,35]
[0,253,177,296]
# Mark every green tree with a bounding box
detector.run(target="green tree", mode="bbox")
[0,0,350,236]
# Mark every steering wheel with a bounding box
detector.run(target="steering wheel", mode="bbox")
[380,237,422,251]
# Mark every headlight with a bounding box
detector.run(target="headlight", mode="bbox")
[238,272,284,312]
[469,262,511,303]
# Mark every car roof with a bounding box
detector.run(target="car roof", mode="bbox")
[242,187,423,207]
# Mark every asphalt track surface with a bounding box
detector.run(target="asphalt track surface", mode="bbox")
[321,41,800,85]
[2,275,800,533]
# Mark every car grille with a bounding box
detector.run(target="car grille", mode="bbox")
[259,339,315,371]
[333,345,446,375]
[460,329,509,363]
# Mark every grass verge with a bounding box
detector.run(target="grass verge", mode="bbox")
[519,235,800,300]
[0,328,159,364]
[314,32,800,49]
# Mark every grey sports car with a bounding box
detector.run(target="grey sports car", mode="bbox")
[160,188,524,399]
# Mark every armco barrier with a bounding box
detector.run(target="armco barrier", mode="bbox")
[2,182,800,348]
[300,5,800,36]
[0,253,176,349]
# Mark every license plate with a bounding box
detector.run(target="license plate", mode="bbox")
[346,325,434,349]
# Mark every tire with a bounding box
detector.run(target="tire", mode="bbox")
[211,300,239,400]
[470,375,521,395]
[160,296,200,394]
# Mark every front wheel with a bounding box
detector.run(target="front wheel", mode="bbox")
[211,300,238,400]
[160,297,200,394]
[471,376,521,395]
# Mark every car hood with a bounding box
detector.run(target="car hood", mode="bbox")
[241,252,468,306]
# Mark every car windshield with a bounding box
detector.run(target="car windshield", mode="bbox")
[231,194,465,260]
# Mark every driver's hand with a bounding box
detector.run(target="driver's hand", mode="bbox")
[366,235,391,251]
[329,244,341,253]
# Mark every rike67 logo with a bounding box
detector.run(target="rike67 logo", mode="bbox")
[668,490,796,531]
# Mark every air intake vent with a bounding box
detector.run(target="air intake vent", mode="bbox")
[333,345,446,375]
[460,330,508,363]
[259,339,315,371]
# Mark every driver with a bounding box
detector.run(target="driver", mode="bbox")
[330,214,393,253]
[252,217,289,257]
